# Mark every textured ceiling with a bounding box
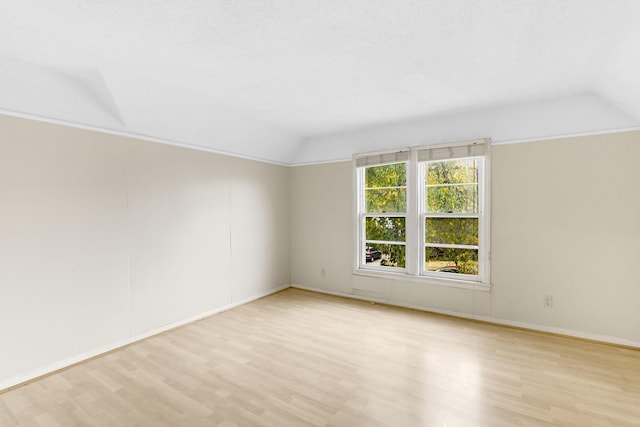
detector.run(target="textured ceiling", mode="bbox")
[1,1,639,164]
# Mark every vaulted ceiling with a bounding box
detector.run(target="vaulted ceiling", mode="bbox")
[2,1,640,164]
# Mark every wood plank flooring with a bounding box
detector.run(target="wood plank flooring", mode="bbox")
[1,288,639,426]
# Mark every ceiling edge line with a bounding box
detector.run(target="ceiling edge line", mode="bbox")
[2,108,638,168]
[0,108,290,167]
[491,126,640,146]
[290,158,352,167]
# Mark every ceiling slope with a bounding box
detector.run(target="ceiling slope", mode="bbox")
[1,1,639,164]
[293,94,639,164]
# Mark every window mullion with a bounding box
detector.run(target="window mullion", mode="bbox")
[424,213,479,218]
[364,213,406,218]
[355,167,365,269]
[418,163,426,276]
[366,240,407,245]
[405,150,419,276]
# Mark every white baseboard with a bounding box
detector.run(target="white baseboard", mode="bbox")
[0,284,290,392]
[291,284,640,349]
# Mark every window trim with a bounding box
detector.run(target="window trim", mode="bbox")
[353,139,491,289]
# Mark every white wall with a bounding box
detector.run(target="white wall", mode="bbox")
[290,162,353,295]
[291,131,640,345]
[491,132,640,342]
[0,114,290,388]
[2,113,638,390]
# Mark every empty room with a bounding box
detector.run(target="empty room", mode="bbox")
[1,1,639,426]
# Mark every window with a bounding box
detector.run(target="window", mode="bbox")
[361,162,407,271]
[355,140,490,287]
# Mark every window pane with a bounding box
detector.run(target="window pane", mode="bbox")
[425,158,479,214]
[366,217,405,242]
[365,163,406,187]
[425,247,478,275]
[365,188,406,212]
[426,158,478,185]
[365,243,406,268]
[426,184,478,213]
[425,218,478,246]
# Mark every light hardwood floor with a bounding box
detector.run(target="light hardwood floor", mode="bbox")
[1,288,639,426]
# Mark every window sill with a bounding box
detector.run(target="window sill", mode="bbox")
[352,268,491,292]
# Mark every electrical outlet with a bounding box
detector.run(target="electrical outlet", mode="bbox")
[543,295,553,308]
[321,268,326,277]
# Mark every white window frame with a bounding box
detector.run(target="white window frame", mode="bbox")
[356,165,409,274]
[353,139,491,291]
